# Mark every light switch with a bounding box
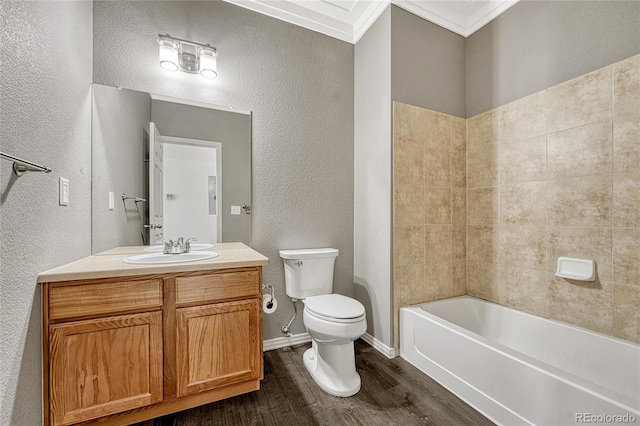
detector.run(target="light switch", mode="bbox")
[59,178,69,206]
[231,205,241,215]
[109,192,115,211]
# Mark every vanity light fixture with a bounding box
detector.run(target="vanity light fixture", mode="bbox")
[157,34,217,79]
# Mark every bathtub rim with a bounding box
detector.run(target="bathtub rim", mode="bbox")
[416,295,640,350]
[400,296,640,416]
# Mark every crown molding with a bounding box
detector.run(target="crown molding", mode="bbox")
[223,0,520,43]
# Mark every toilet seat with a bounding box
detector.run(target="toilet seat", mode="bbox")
[304,294,366,324]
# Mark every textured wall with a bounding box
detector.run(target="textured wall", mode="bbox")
[0,2,93,425]
[354,6,393,346]
[152,100,252,246]
[392,101,466,348]
[93,1,354,340]
[391,5,466,118]
[467,0,640,117]
[92,84,151,253]
[466,55,640,343]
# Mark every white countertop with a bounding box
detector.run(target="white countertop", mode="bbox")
[38,243,268,283]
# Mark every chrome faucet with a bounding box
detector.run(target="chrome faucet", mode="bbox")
[163,237,197,254]
[184,238,196,252]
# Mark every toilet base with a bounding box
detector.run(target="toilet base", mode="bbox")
[303,341,361,397]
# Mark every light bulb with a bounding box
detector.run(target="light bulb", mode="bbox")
[199,46,217,79]
[158,39,179,71]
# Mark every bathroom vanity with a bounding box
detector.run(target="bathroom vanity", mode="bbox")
[38,243,268,426]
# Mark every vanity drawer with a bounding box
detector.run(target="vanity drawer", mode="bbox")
[176,270,260,305]
[49,280,163,320]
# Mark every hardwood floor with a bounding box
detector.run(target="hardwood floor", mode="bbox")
[135,340,494,426]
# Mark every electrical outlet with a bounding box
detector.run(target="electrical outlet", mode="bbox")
[231,205,241,215]
[59,178,69,206]
[109,192,115,211]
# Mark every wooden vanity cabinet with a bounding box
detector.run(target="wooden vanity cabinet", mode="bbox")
[48,311,164,426]
[42,267,263,426]
[176,299,261,396]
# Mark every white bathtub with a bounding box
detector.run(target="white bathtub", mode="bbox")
[400,296,640,426]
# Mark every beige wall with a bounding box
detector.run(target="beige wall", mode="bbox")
[466,54,640,343]
[392,102,467,347]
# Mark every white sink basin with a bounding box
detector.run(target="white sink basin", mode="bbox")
[122,251,219,265]
[144,243,215,252]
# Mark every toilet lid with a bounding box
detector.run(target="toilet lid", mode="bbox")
[305,294,365,320]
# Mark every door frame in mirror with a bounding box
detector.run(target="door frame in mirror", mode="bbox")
[161,135,223,243]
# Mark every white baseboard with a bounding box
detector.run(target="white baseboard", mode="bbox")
[263,332,311,351]
[361,332,398,359]
[264,331,398,359]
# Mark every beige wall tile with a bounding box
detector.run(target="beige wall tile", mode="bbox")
[500,182,546,226]
[547,226,612,281]
[613,172,640,227]
[614,54,640,119]
[547,174,612,227]
[393,225,424,267]
[424,187,451,224]
[500,90,547,143]
[425,261,452,300]
[394,102,426,185]
[424,149,450,187]
[467,261,499,302]
[613,228,640,286]
[468,187,499,225]
[467,109,499,153]
[394,141,424,185]
[394,102,427,145]
[468,225,499,264]
[499,267,547,316]
[547,66,613,133]
[451,116,466,153]
[547,120,613,180]
[425,225,451,263]
[500,135,546,184]
[425,224,453,300]
[424,110,451,151]
[452,261,466,296]
[394,264,426,307]
[394,184,424,226]
[547,274,613,334]
[467,147,499,188]
[499,226,546,270]
[613,114,640,173]
[452,56,640,344]
[452,189,466,226]
[452,225,466,261]
[451,151,466,188]
[613,283,640,343]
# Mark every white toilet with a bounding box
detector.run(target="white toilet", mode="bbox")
[279,248,367,397]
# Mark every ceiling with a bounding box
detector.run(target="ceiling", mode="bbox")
[223,0,520,43]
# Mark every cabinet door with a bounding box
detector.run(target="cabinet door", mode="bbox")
[176,299,261,397]
[49,312,163,426]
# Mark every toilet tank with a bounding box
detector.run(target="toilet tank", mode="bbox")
[279,248,339,299]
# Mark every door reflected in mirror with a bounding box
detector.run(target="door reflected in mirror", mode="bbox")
[91,84,251,254]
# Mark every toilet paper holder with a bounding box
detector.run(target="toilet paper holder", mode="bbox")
[262,283,275,309]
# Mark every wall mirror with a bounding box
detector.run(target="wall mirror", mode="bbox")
[91,84,251,254]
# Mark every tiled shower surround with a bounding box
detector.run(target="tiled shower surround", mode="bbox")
[393,54,639,347]
[393,102,467,347]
